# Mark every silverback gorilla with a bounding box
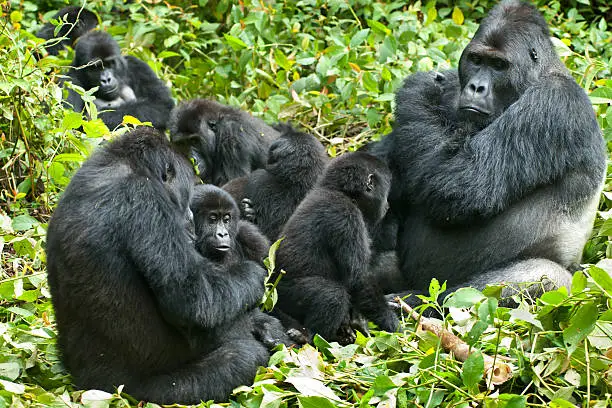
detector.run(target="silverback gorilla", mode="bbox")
[63,31,174,130]
[46,128,279,404]
[368,0,606,304]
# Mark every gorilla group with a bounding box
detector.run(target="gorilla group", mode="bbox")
[367,0,606,305]
[46,128,290,405]
[44,0,607,404]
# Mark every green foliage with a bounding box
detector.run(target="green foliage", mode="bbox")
[0,0,611,406]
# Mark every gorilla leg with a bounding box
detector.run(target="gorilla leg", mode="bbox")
[392,258,572,310]
[127,338,269,405]
[277,276,353,344]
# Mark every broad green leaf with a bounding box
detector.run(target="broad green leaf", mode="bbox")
[550,398,577,408]
[350,29,370,48]
[372,375,396,396]
[83,119,110,138]
[12,215,38,231]
[452,7,464,25]
[563,302,598,354]
[0,362,20,381]
[571,271,587,294]
[285,377,340,401]
[539,289,568,305]
[366,19,390,35]
[224,34,248,50]
[62,111,83,130]
[0,379,25,394]
[442,287,486,308]
[462,351,484,392]
[297,396,337,408]
[589,266,612,293]
[509,309,543,330]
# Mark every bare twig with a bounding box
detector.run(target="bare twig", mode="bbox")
[395,297,513,385]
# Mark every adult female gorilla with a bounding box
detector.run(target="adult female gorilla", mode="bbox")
[46,128,279,404]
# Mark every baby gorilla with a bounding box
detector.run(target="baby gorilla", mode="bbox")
[190,184,290,348]
[274,152,399,345]
[222,123,328,241]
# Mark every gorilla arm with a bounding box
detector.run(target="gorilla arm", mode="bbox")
[416,73,605,224]
[98,56,174,130]
[127,180,265,330]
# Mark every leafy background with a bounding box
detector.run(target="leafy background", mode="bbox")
[0,0,611,407]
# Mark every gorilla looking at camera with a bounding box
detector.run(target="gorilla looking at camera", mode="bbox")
[46,128,279,404]
[368,0,606,304]
[63,31,174,130]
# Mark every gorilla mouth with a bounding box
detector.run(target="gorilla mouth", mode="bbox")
[215,245,231,252]
[99,86,119,99]
[459,106,490,116]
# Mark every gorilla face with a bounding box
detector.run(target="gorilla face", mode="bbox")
[73,31,129,101]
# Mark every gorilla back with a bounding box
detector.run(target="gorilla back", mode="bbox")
[46,128,271,404]
[369,0,606,300]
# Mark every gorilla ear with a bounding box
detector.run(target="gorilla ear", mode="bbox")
[529,48,538,62]
[207,119,217,132]
[162,162,175,182]
[366,173,375,192]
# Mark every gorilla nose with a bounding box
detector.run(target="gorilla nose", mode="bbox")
[100,71,115,87]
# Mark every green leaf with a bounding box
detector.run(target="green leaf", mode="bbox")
[563,302,598,354]
[462,351,483,392]
[0,362,21,381]
[588,266,612,293]
[452,7,464,25]
[571,271,587,294]
[366,19,390,35]
[285,377,340,401]
[539,289,568,305]
[550,398,577,408]
[274,49,293,71]
[0,379,25,394]
[12,215,38,232]
[224,34,248,50]
[350,29,370,48]
[82,119,110,138]
[442,287,486,308]
[372,375,396,396]
[297,396,337,408]
[62,111,84,130]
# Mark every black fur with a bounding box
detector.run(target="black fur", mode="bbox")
[46,128,275,404]
[368,0,607,305]
[36,6,98,55]
[190,184,292,349]
[274,152,399,345]
[222,123,328,241]
[169,99,279,186]
[63,31,174,131]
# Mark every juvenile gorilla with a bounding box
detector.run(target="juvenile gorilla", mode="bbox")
[46,128,276,404]
[190,184,291,348]
[36,6,98,55]
[274,152,399,345]
[222,124,328,241]
[169,99,280,186]
[368,0,607,304]
[64,31,174,130]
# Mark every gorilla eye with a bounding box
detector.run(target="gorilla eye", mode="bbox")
[491,58,508,71]
[468,54,482,65]
[207,120,217,132]
[162,162,175,182]
[209,214,218,222]
[366,174,375,192]
[529,48,538,62]
[223,215,231,224]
